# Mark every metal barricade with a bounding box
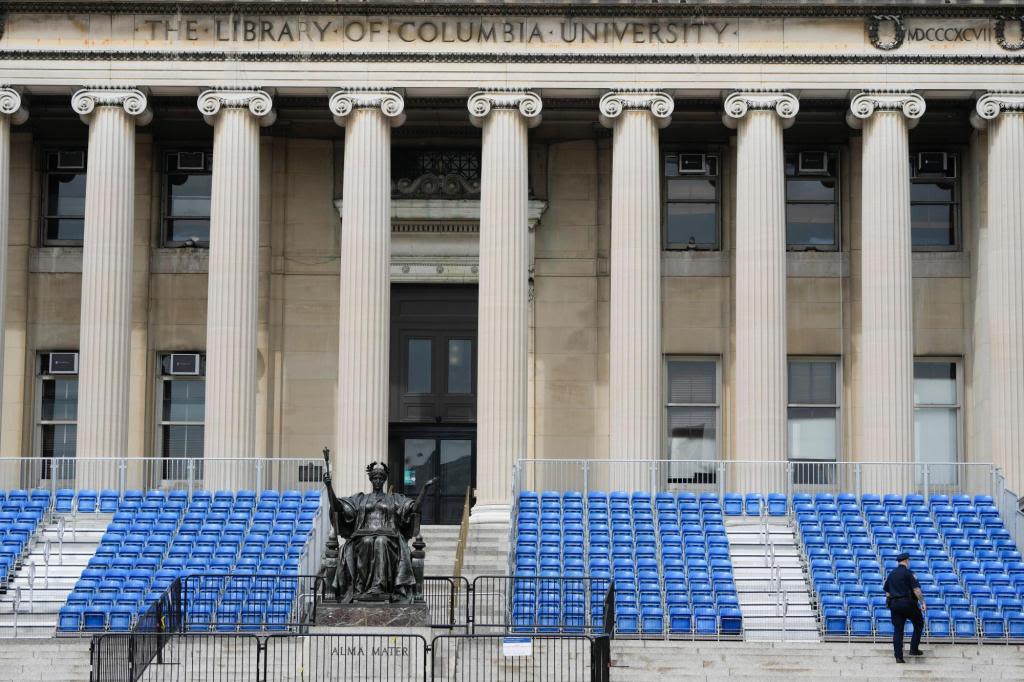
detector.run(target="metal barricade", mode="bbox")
[431,634,599,682]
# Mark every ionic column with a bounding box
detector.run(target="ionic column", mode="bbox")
[600,91,674,465]
[330,90,405,496]
[197,89,275,488]
[848,91,925,463]
[468,90,541,522]
[972,92,1024,494]
[0,90,27,434]
[723,91,798,465]
[73,89,150,465]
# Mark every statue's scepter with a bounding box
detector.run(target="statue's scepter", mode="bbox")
[322,446,331,482]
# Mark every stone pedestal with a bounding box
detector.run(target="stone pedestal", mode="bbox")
[314,602,430,628]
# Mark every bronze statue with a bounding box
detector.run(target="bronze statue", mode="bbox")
[322,459,437,603]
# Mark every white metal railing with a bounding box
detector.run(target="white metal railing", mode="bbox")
[0,456,327,495]
[512,457,1023,544]
[513,458,1002,501]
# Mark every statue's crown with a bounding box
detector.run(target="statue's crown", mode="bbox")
[365,461,389,476]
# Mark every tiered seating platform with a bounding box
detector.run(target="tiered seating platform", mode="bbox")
[0,489,49,585]
[799,493,1024,641]
[56,489,321,633]
[513,490,741,636]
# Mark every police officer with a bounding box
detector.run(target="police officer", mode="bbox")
[883,552,926,663]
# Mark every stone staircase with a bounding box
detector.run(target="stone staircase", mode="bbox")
[609,640,1024,680]
[725,517,818,642]
[419,523,510,580]
[0,637,93,682]
[0,513,109,638]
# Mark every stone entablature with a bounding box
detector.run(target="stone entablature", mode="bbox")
[2,11,1023,57]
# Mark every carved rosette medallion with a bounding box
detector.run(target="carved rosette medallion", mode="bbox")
[0,87,28,125]
[971,92,1024,130]
[847,91,926,130]
[71,87,151,126]
[197,88,276,127]
[722,91,799,129]
[329,89,406,127]
[467,90,542,128]
[598,90,674,129]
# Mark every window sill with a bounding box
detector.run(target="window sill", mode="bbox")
[662,250,729,277]
[30,247,82,273]
[151,248,209,274]
[911,251,967,278]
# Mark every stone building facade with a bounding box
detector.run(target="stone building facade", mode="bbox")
[0,1,1023,521]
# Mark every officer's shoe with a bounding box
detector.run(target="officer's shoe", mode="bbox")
[895,657,905,664]
[908,649,924,656]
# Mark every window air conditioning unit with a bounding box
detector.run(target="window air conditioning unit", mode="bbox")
[48,352,79,375]
[169,353,202,376]
[798,151,828,174]
[56,151,85,170]
[677,153,708,175]
[916,152,948,175]
[177,151,206,171]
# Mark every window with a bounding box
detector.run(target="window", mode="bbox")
[663,152,720,250]
[910,151,960,249]
[42,149,87,244]
[914,360,961,484]
[785,150,840,250]
[37,352,78,477]
[665,358,719,483]
[158,353,206,469]
[787,359,840,461]
[163,150,213,246]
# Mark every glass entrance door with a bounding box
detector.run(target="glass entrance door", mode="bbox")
[396,433,475,525]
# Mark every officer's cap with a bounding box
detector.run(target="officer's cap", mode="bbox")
[896,552,910,562]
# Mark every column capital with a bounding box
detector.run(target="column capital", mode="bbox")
[197,88,275,127]
[329,89,405,127]
[971,91,1024,130]
[722,90,799,130]
[599,90,673,129]
[468,90,542,128]
[847,90,925,130]
[0,87,28,125]
[72,87,151,126]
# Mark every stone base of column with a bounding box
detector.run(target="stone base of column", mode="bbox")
[468,503,512,525]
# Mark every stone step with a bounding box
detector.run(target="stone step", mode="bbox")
[609,641,1024,679]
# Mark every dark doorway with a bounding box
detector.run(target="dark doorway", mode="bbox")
[388,285,477,524]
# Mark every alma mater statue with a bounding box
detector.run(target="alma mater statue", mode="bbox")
[322,461,437,603]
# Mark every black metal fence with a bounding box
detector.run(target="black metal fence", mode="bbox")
[422,576,471,629]
[180,574,321,632]
[470,575,613,634]
[90,633,607,682]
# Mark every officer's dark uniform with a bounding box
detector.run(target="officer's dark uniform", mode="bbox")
[883,560,924,661]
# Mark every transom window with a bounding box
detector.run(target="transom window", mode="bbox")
[663,152,721,250]
[163,150,213,246]
[42,149,87,244]
[785,150,840,251]
[158,353,206,466]
[910,151,960,250]
[787,358,840,461]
